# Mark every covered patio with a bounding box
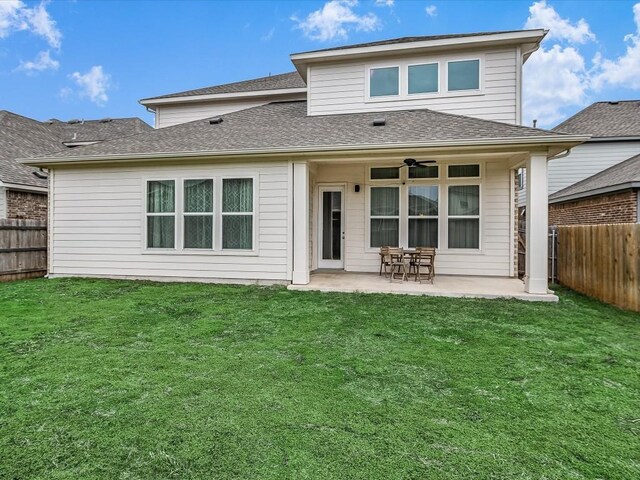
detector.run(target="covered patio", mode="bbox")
[288,271,559,302]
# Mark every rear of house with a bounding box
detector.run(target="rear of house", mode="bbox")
[24,29,588,296]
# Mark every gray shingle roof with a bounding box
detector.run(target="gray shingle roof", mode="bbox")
[553,100,640,138]
[292,29,543,55]
[51,117,151,143]
[29,101,570,162]
[549,153,640,203]
[0,111,151,188]
[141,72,306,102]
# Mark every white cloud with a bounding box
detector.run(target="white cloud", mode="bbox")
[425,5,437,17]
[374,0,394,7]
[69,66,111,106]
[0,1,23,38]
[524,0,594,44]
[591,3,640,90]
[523,44,590,126]
[16,49,59,73]
[292,0,380,42]
[261,27,275,42]
[0,0,61,48]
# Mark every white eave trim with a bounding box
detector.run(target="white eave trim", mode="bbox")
[140,87,308,106]
[549,182,640,204]
[291,30,546,64]
[1,181,48,193]
[20,134,589,167]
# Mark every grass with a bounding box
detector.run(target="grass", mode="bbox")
[0,278,638,479]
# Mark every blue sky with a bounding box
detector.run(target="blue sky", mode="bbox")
[1,0,639,128]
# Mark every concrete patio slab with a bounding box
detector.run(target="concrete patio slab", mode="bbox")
[288,271,558,302]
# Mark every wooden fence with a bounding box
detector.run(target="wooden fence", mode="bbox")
[557,224,640,311]
[0,219,47,282]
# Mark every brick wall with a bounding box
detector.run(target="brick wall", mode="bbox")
[6,190,48,221]
[549,190,638,226]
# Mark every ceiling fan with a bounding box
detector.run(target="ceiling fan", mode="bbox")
[401,158,436,168]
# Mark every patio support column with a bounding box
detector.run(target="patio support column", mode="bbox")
[292,161,310,285]
[524,152,549,294]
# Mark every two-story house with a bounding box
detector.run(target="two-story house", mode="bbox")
[22,29,588,297]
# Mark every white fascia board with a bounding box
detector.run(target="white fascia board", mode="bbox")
[140,87,307,106]
[1,181,48,193]
[290,30,546,77]
[20,134,589,167]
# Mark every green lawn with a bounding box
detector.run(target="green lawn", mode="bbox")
[0,279,638,479]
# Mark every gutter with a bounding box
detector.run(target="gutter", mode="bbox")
[549,182,640,204]
[19,134,590,167]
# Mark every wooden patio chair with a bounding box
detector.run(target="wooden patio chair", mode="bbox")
[379,246,391,277]
[388,247,407,282]
[412,247,436,284]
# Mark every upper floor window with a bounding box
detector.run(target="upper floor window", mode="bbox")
[448,59,480,91]
[408,63,438,95]
[369,66,399,97]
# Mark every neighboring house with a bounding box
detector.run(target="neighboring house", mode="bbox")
[23,29,589,295]
[549,153,640,225]
[0,111,151,220]
[518,100,640,208]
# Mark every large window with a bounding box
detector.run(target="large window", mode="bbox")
[222,178,254,250]
[448,185,480,249]
[448,59,480,91]
[146,180,175,249]
[408,63,438,94]
[184,179,213,249]
[408,186,438,248]
[369,66,399,97]
[370,187,399,247]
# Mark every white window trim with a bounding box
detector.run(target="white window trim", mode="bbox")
[368,185,401,248]
[446,58,482,94]
[366,64,401,102]
[365,163,484,254]
[407,184,440,249]
[144,178,178,252]
[220,176,258,253]
[407,61,440,97]
[183,179,215,251]
[447,163,482,180]
[446,183,482,251]
[369,165,401,181]
[142,175,259,256]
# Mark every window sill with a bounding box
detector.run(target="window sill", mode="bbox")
[142,249,259,257]
[364,90,484,104]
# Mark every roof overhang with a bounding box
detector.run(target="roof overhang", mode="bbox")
[291,29,547,80]
[21,134,589,168]
[140,88,307,107]
[549,182,640,204]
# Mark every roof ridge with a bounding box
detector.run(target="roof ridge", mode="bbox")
[141,71,304,102]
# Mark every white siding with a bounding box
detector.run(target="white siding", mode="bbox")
[50,161,290,282]
[307,47,518,124]
[0,186,6,218]
[312,160,513,277]
[155,92,306,128]
[548,141,640,194]
[518,140,640,206]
